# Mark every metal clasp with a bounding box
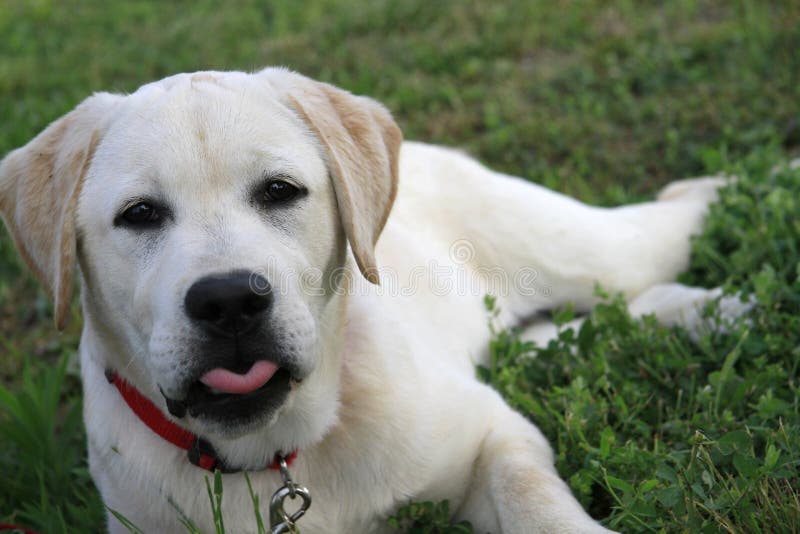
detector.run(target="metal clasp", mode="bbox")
[269,456,311,534]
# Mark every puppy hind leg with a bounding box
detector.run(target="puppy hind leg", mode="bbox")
[627,283,753,342]
[656,176,728,204]
[515,283,752,347]
[441,162,728,321]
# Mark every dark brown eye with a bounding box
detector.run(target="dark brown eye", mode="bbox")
[265,180,299,202]
[119,202,161,226]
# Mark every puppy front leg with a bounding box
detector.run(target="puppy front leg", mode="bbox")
[457,407,614,534]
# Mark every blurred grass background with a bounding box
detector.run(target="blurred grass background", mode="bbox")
[0,0,798,532]
[2,0,798,379]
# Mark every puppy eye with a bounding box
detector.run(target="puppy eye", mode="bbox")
[264,180,300,202]
[118,202,162,227]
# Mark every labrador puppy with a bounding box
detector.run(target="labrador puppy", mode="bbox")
[0,68,732,533]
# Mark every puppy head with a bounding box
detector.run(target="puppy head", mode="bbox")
[0,69,401,454]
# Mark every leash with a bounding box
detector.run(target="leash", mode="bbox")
[269,456,312,534]
[106,370,311,532]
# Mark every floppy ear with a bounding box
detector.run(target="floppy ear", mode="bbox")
[262,69,402,284]
[0,93,120,329]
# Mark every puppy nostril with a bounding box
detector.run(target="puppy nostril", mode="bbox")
[184,271,273,333]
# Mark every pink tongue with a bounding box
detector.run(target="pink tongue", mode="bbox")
[200,360,279,394]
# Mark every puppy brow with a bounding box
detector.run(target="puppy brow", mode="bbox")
[262,167,294,179]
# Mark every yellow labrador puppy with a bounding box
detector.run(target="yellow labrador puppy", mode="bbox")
[0,68,732,533]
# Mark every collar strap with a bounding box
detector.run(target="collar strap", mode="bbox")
[106,370,297,473]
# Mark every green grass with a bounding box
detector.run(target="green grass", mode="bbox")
[0,1,798,532]
[480,155,800,533]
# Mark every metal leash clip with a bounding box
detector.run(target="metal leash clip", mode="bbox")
[269,455,312,534]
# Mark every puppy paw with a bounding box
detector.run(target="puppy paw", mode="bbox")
[657,176,730,204]
[714,290,757,326]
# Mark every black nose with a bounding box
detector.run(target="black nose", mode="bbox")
[184,271,272,336]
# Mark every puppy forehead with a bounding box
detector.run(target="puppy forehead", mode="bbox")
[89,71,326,197]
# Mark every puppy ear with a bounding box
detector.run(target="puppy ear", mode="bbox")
[0,93,120,329]
[264,70,402,284]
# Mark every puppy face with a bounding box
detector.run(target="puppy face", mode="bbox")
[0,69,401,447]
[78,74,344,434]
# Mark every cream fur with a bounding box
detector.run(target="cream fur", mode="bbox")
[0,68,738,533]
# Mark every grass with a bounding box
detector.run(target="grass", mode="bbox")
[0,0,798,532]
[479,155,800,532]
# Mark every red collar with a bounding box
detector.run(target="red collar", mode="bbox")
[106,370,296,473]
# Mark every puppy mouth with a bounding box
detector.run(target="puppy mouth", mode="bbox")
[163,360,294,424]
[201,360,279,394]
